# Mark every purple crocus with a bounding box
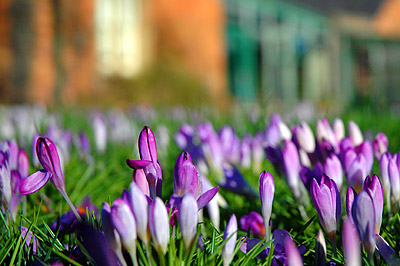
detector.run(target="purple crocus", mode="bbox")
[324,154,343,190]
[259,171,274,241]
[348,121,363,146]
[126,126,163,199]
[282,140,301,199]
[310,175,341,242]
[174,152,200,197]
[240,211,265,238]
[293,122,315,153]
[373,133,388,160]
[179,194,198,249]
[101,203,126,266]
[379,152,392,208]
[344,150,367,193]
[342,219,361,266]
[149,197,170,254]
[111,199,138,266]
[346,187,357,224]
[351,189,376,256]
[333,118,345,142]
[20,226,38,255]
[19,137,80,219]
[128,182,150,245]
[222,214,237,266]
[285,237,304,266]
[364,175,384,234]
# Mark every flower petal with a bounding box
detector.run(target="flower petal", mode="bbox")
[19,170,51,195]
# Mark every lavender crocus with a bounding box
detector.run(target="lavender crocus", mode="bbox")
[364,175,384,234]
[282,140,301,199]
[222,214,237,266]
[101,203,126,266]
[240,211,265,238]
[111,199,138,266]
[128,182,150,245]
[179,194,198,249]
[174,152,200,197]
[373,133,388,160]
[342,219,361,266]
[352,189,376,256]
[324,154,343,190]
[348,121,363,146]
[149,197,170,254]
[259,171,274,241]
[333,118,345,142]
[19,137,80,219]
[310,175,341,242]
[346,187,357,224]
[284,237,303,266]
[344,150,367,193]
[294,122,315,153]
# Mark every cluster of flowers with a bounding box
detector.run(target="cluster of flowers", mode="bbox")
[3,107,400,265]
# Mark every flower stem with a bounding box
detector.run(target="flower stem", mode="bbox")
[61,191,81,222]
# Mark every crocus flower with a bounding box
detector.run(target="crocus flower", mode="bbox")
[364,175,384,233]
[316,118,338,155]
[179,194,198,249]
[388,156,400,203]
[315,230,326,266]
[101,203,126,266]
[111,199,138,266]
[284,237,303,266]
[344,150,367,193]
[222,214,237,266]
[20,226,38,255]
[342,219,361,266]
[240,135,252,169]
[348,121,363,146]
[174,152,200,197]
[128,182,150,245]
[149,197,170,254]
[19,137,80,219]
[240,211,265,238]
[126,126,163,199]
[0,164,12,208]
[197,122,224,174]
[346,187,357,224]
[333,118,345,142]
[355,140,374,174]
[219,126,241,165]
[300,163,323,192]
[259,171,274,240]
[352,190,376,256]
[379,152,392,207]
[92,113,107,153]
[373,133,388,160]
[310,175,341,241]
[201,175,221,230]
[293,122,315,153]
[221,164,256,198]
[324,154,343,190]
[282,140,301,199]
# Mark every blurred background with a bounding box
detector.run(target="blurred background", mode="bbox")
[1,0,400,111]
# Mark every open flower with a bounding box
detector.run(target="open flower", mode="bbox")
[19,137,80,219]
[127,126,163,199]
